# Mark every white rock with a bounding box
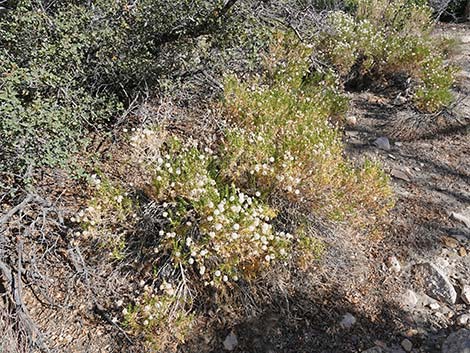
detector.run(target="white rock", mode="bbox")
[387,256,401,273]
[461,285,470,305]
[401,338,413,352]
[430,302,441,310]
[452,208,470,228]
[346,116,357,125]
[374,137,391,151]
[456,314,470,326]
[402,290,418,309]
[223,332,238,351]
[414,262,457,305]
[340,313,357,329]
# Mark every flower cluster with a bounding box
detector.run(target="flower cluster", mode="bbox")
[316,0,455,112]
[222,36,392,223]
[129,132,296,286]
[72,174,136,258]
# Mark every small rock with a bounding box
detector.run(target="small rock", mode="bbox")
[459,247,467,257]
[401,338,413,352]
[456,314,470,326]
[387,256,401,273]
[414,262,457,305]
[442,329,470,353]
[391,168,412,182]
[346,115,357,125]
[340,313,357,329]
[461,285,470,305]
[443,236,460,248]
[374,137,391,151]
[430,302,441,310]
[223,331,238,351]
[395,142,403,147]
[452,208,470,228]
[402,290,418,309]
[405,328,419,337]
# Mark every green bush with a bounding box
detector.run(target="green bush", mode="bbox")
[316,0,456,112]
[0,0,249,180]
[222,33,392,225]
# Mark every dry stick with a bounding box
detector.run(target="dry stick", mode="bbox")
[0,257,50,353]
[0,194,34,226]
[69,245,134,344]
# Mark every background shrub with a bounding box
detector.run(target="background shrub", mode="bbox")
[316,0,456,112]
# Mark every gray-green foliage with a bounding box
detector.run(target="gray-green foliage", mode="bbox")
[0,0,252,182]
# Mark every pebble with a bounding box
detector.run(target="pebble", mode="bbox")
[443,236,460,248]
[402,290,418,309]
[461,285,470,305]
[387,256,401,273]
[340,313,357,329]
[346,115,357,125]
[223,331,238,351]
[391,168,412,182]
[401,338,413,352]
[430,303,441,310]
[456,314,470,326]
[459,247,467,257]
[374,137,391,151]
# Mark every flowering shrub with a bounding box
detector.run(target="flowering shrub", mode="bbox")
[317,0,456,112]
[131,130,298,286]
[71,174,137,259]
[76,127,327,348]
[222,34,392,225]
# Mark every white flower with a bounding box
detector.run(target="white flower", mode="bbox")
[209,231,216,238]
[143,320,149,326]
[255,191,261,197]
[265,255,271,261]
[116,299,124,307]
[233,223,240,231]
[159,230,164,236]
[262,223,270,234]
[199,266,206,275]
[214,223,223,231]
[207,216,214,222]
[188,258,194,265]
[214,270,221,277]
[122,308,128,315]
[230,205,241,213]
[223,275,228,282]
[269,157,275,163]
